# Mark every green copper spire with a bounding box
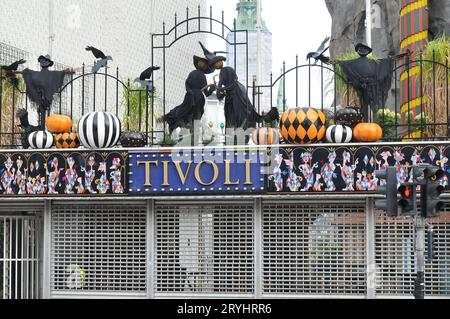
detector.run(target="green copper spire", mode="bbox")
[235,0,268,31]
[276,68,285,111]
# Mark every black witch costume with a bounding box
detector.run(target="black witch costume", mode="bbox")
[337,44,393,121]
[163,70,215,133]
[216,66,279,130]
[22,55,66,129]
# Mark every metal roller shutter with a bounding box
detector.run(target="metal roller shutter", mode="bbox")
[155,203,254,296]
[375,209,450,297]
[50,204,147,297]
[262,201,367,297]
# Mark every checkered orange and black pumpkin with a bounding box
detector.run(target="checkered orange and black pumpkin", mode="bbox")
[280,107,326,144]
[252,127,280,145]
[55,132,80,149]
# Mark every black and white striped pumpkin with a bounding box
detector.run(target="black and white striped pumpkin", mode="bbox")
[326,125,353,143]
[78,112,121,149]
[28,131,54,149]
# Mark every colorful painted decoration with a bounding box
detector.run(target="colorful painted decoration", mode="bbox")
[28,131,54,149]
[78,112,121,149]
[280,107,326,144]
[353,123,383,142]
[326,125,353,143]
[267,144,450,193]
[0,151,127,196]
[45,114,72,133]
[252,127,280,145]
[335,107,363,127]
[55,132,80,149]
[120,131,146,148]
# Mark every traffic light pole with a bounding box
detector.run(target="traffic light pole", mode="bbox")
[414,216,426,300]
[377,165,444,299]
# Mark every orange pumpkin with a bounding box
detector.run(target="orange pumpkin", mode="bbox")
[252,127,280,145]
[46,114,72,133]
[280,107,326,144]
[353,123,383,142]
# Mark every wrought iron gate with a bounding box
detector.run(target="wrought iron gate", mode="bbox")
[0,213,42,299]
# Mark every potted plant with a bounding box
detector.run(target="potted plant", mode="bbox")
[376,108,401,140]
[1,75,25,146]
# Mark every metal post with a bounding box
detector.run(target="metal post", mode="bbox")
[365,0,372,47]
[366,198,376,299]
[48,0,55,56]
[254,197,262,299]
[147,199,155,299]
[42,200,52,299]
[256,0,262,91]
[414,216,426,299]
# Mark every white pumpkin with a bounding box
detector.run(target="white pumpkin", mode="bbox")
[326,125,353,143]
[28,131,54,149]
[78,112,121,149]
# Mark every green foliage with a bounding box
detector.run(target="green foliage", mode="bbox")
[1,76,25,145]
[376,109,431,139]
[422,34,450,68]
[122,82,154,132]
[421,35,450,137]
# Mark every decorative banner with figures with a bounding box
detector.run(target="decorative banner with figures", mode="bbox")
[266,143,450,193]
[2,143,450,196]
[0,151,127,196]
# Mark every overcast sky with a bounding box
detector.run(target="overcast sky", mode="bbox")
[207,0,333,107]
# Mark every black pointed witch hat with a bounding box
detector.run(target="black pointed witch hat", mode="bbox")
[355,43,373,57]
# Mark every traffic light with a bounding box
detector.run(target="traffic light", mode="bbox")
[421,166,445,218]
[375,167,398,217]
[398,183,417,216]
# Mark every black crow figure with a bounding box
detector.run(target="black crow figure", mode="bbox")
[1,59,26,88]
[134,66,160,92]
[194,42,227,74]
[1,59,26,72]
[162,70,216,133]
[306,37,331,64]
[16,109,39,148]
[86,46,113,73]
[216,66,279,131]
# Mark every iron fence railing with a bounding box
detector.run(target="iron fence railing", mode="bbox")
[0,5,249,149]
[252,53,450,142]
[1,54,449,148]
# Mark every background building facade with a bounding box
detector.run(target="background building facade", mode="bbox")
[226,0,273,112]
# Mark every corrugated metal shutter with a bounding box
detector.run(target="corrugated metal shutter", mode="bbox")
[375,210,450,297]
[262,201,367,297]
[50,204,147,297]
[155,203,254,296]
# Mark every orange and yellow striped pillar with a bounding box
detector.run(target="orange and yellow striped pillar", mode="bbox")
[400,0,429,138]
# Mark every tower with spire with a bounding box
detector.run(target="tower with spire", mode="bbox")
[276,68,286,113]
[226,0,273,111]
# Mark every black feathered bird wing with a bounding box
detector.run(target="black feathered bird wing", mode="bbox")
[86,46,106,59]
[139,66,160,81]
[2,59,26,71]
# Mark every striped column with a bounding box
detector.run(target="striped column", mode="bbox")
[400,0,429,137]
